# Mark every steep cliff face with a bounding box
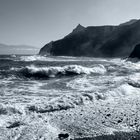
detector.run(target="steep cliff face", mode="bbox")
[39,41,53,56]
[39,19,140,57]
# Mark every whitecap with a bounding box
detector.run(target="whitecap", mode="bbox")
[20,55,49,61]
[16,64,107,79]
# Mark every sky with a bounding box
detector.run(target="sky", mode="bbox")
[0,0,140,48]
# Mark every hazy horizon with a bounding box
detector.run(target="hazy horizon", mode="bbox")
[1,0,140,48]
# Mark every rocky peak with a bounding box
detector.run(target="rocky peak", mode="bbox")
[72,24,85,33]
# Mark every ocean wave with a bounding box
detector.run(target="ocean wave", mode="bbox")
[27,94,84,113]
[20,55,50,61]
[127,73,140,88]
[19,55,113,62]
[0,58,14,62]
[15,64,106,79]
[19,55,78,62]
[105,83,140,100]
[10,54,16,58]
[67,75,126,92]
[0,104,22,115]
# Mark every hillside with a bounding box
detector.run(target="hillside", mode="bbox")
[39,19,140,58]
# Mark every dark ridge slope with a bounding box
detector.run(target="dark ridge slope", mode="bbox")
[39,19,140,57]
[119,19,138,26]
[129,44,140,59]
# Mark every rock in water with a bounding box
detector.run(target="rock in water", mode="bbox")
[58,133,69,140]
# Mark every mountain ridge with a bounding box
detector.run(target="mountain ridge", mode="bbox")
[39,19,140,57]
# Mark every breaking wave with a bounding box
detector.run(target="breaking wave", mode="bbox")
[14,64,107,79]
[19,55,115,62]
[20,55,50,61]
[19,55,78,62]
[27,94,84,113]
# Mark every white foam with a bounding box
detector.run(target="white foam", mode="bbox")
[19,55,78,62]
[20,55,49,61]
[67,75,126,92]
[106,83,140,99]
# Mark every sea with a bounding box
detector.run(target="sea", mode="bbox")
[0,54,140,139]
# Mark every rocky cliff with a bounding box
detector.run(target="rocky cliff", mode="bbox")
[129,43,140,59]
[39,19,140,58]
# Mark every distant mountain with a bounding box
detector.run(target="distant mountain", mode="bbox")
[39,19,140,58]
[0,44,39,54]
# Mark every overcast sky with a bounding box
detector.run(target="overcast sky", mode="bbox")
[0,0,140,48]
